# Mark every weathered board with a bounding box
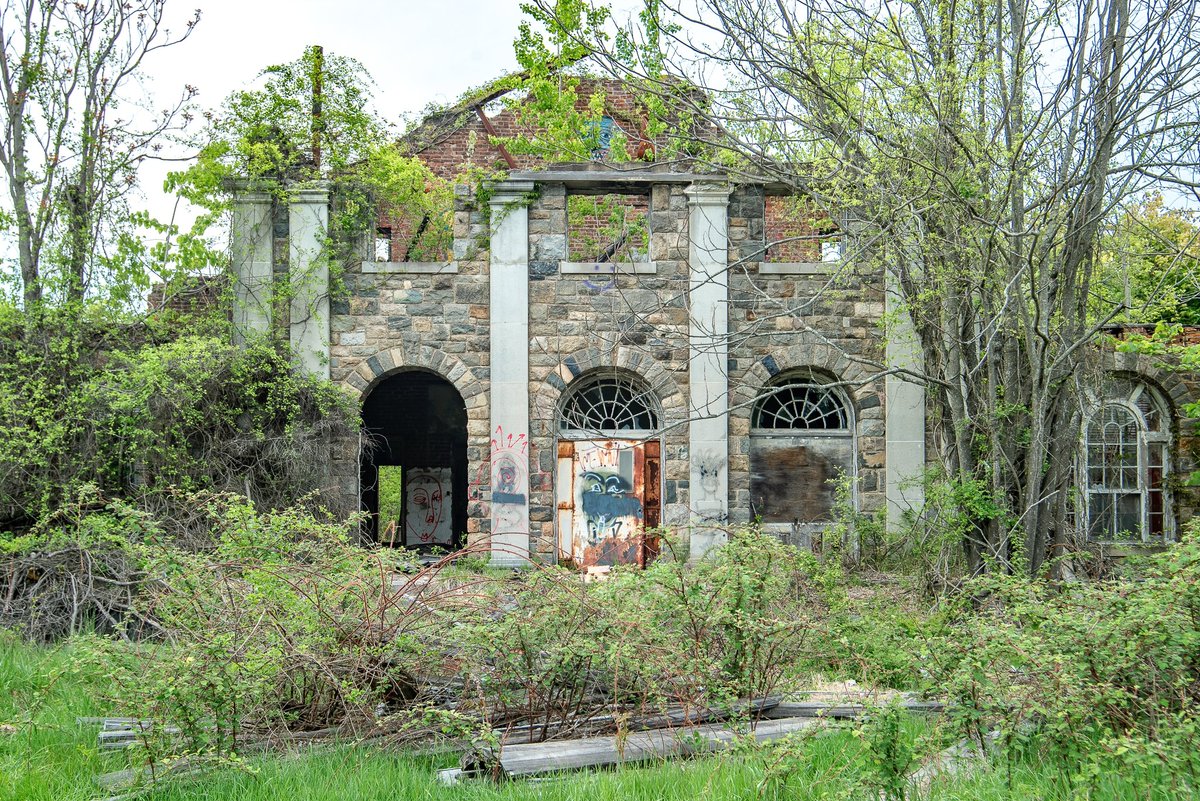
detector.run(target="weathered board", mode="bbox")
[453,716,822,781]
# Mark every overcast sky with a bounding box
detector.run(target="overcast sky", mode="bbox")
[136,0,539,226]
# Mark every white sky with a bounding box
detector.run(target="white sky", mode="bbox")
[137,0,537,227]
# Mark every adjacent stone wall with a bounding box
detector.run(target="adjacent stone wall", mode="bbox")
[726,186,889,525]
[328,195,494,540]
[526,181,693,559]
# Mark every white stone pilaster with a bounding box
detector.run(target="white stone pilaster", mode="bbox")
[685,182,732,560]
[231,190,273,342]
[488,181,533,566]
[288,185,331,380]
[884,274,926,530]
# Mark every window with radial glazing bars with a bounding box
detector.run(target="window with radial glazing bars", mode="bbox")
[1085,391,1170,541]
[560,374,658,434]
[753,383,849,430]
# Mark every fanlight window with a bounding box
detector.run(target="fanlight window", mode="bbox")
[1084,382,1170,542]
[753,379,850,431]
[560,373,659,434]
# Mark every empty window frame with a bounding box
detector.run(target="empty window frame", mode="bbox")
[567,193,650,263]
[1084,381,1171,542]
[764,195,842,263]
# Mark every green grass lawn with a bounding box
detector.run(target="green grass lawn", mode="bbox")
[1,634,1189,801]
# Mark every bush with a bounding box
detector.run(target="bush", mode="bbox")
[81,493,444,760]
[0,321,358,535]
[929,528,1200,790]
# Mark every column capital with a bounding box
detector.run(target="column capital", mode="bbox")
[290,182,331,205]
[488,180,536,207]
[685,182,732,207]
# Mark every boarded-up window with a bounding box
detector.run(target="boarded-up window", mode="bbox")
[749,372,854,547]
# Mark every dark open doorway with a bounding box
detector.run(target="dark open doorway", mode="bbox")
[361,370,467,551]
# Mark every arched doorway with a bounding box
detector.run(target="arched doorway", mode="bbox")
[555,370,662,568]
[361,370,467,551]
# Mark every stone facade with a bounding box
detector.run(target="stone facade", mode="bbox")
[228,170,1196,564]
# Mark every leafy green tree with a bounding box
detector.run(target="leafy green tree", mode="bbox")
[1098,194,1200,326]
[513,0,1200,573]
[0,0,200,310]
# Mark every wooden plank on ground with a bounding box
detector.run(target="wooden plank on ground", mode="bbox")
[448,715,822,782]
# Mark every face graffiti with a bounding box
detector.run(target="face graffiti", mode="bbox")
[578,469,643,546]
[405,469,451,545]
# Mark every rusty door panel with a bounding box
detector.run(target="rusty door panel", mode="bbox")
[557,439,660,568]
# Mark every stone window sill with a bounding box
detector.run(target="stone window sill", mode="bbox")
[559,261,657,275]
[757,261,838,276]
[360,261,458,275]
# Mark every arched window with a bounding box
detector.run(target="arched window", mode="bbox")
[750,371,855,544]
[560,372,659,436]
[1084,380,1171,542]
[753,381,851,431]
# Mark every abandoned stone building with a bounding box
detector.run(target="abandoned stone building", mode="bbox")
[226,83,1197,566]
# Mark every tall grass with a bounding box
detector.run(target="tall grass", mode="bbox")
[1,635,1189,801]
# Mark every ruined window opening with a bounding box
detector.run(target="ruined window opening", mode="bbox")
[753,380,851,432]
[374,227,392,262]
[1084,380,1171,542]
[750,371,856,547]
[567,192,649,263]
[765,195,842,263]
[560,372,659,436]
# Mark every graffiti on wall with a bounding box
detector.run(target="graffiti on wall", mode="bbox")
[404,468,453,546]
[569,440,644,566]
[490,424,529,535]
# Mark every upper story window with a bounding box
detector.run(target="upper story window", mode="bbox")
[1084,380,1171,542]
[560,372,659,437]
[567,193,649,264]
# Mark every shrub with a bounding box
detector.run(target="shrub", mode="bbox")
[929,528,1200,790]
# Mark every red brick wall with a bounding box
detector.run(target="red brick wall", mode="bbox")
[765,195,835,262]
[567,193,649,262]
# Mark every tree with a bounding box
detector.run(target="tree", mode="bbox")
[1098,194,1200,326]
[0,0,200,309]
[514,0,1200,573]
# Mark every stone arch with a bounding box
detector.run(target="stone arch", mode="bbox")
[733,344,877,423]
[1105,350,1192,419]
[343,344,488,422]
[345,346,489,549]
[533,346,687,432]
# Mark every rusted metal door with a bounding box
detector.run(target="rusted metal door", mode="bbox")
[557,439,661,568]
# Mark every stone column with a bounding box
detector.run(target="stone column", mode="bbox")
[288,184,331,380]
[884,276,926,530]
[685,182,732,560]
[488,181,534,566]
[230,188,273,342]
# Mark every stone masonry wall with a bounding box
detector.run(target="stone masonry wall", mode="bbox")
[328,194,494,542]
[526,182,693,559]
[725,186,889,525]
